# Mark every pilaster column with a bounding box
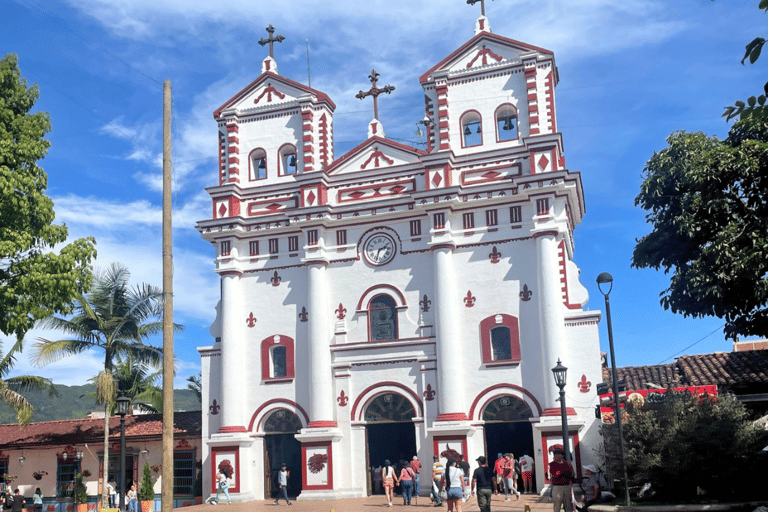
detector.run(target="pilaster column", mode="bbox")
[432,244,467,421]
[219,270,246,432]
[306,261,336,427]
[534,230,568,411]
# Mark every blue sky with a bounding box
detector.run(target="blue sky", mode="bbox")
[2,0,765,389]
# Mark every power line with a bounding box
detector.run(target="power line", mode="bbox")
[655,324,725,365]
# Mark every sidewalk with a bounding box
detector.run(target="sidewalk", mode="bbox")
[178,493,554,512]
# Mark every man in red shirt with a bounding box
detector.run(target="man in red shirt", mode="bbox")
[547,448,574,512]
[493,453,505,495]
[409,456,422,505]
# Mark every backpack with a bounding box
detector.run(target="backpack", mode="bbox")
[5,495,13,508]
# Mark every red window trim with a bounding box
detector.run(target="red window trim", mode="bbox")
[260,335,295,382]
[479,314,521,364]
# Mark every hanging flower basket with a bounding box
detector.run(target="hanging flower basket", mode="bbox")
[2,474,17,485]
[33,471,48,481]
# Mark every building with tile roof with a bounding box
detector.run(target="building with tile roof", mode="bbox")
[0,411,202,511]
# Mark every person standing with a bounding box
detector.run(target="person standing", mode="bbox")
[441,458,466,512]
[547,448,574,512]
[409,456,422,505]
[107,478,117,508]
[519,453,534,494]
[273,463,291,506]
[458,455,470,503]
[127,485,138,512]
[32,488,43,512]
[373,464,383,495]
[493,453,505,496]
[471,456,494,512]
[382,459,398,507]
[431,456,444,507]
[399,463,415,505]
[10,489,24,512]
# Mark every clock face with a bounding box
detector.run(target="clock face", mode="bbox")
[364,233,396,266]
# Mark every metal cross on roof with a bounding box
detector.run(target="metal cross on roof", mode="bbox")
[355,69,395,121]
[258,24,285,59]
[467,0,493,16]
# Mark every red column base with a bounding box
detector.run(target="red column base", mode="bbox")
[218,425,247,433]
[541,407,577,416]
[307,420,338,428]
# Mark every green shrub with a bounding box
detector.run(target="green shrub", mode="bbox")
[138,462,155,501]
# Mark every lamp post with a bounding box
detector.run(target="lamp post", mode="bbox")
[115,392,131,512]
[596,272,631,506]
[551,359,571,463]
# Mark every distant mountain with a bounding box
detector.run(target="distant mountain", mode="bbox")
[0,384,201,424]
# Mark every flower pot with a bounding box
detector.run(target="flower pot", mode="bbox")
[140,500,153,512]
[194,497,203,505]
[77,503,88,512]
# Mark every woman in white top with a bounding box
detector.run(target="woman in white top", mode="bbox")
[381,459,399,507]
[442,458,466,512]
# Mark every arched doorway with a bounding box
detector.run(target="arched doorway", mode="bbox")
[483,396,535,491]
[365,393,417,495]
[263,409,303,499]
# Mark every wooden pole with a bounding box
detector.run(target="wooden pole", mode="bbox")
[161,79,174,512]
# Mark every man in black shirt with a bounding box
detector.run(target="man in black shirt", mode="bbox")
[471,456,494,512]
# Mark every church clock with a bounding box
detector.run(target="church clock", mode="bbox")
[363,232,396,266]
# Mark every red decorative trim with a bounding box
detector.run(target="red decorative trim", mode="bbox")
[210,446,240,494]
[532,230,558,239]
[324,136,425,175]
[467,44,503,67]
[430,243,455,251]
[260,334,295,382]
[435,413,469,421]
[541,407,577,416]
[217,426,247,433]
[307,420,338,428]
[301,441,333,491]
[175,439,192,450]
[558,239,581,310]
[355,283,407,310]
[468,383,543,419]
[214,72,335,118]
[419,32,553,84]
[248,399,310,432]
[479,314,521,363]
[350,381,424,421]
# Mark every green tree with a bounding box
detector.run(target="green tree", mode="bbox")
[0,337,57,423]
[84,356,163,413]
[632,116,768,340]
[722,1,768,121]
[0,53,96,342]
[602,391,768,501]
[32,263,181,509]
[186,373,201,403]
[138,462,155,502]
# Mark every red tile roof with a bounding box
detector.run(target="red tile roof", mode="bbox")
[0,411,201,449]
[605,350,768,394]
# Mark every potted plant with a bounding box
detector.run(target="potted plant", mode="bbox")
[75,472,88,512]
[138,462,155,512]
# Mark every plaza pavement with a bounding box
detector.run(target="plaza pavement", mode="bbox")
[178,493,554,512]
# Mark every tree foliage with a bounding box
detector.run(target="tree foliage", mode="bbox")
[602,391,768,501]
[0,336,57,424]
[632,114,768,339]
[33,262,181,509]
[722,0,768,121]
[0,53,96,341]
[139,462,155,502]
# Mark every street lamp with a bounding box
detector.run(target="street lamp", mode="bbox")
[116,392,131,512]
[551,359,571,463]
[596,272,631,506]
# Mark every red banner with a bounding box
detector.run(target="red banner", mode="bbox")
[599,385,717,423]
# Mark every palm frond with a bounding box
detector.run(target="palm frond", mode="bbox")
[0,337,24,377]
[5,375,58,397]
[0,382,34,424]
[32,338,96,366]
[94,371,117,404]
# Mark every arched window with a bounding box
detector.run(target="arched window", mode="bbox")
[460,110,483,147]
[272,345,287,378]
[479,314,521,365]
[278,144,298,176]
[249,148,267,181]
[495,104,518,142]
[490,326,512,360]
[260,334,295,382]
[369,295,398,341]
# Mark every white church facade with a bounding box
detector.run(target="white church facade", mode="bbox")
[197,14,603,502]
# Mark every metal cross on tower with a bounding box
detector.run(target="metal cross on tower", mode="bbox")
[355,69,395,121]
[258,24,285,59]
[467,0,493,16]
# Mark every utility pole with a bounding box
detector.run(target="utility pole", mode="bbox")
[161,79,174,512]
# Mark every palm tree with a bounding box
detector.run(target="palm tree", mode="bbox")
[186,373,201,403]
[84,356,164,413]
[0,337,57,424]
[33,263,180,509]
